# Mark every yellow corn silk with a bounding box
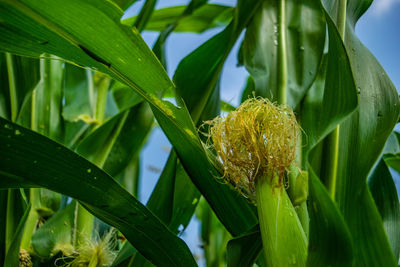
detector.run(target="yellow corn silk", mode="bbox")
[205,97,299,200]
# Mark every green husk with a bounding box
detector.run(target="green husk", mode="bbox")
[206,97,307,266]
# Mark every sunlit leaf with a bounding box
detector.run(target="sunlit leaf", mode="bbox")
[0,118,197,267]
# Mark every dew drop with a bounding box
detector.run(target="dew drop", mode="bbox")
[299,46,305,51]
[14,129,21,135]
[357,87,361,94]
[87,168,92,173]
[273,39,278,46]
[192,198,198,205]
[4,124,12,129]
[93,176,97,180]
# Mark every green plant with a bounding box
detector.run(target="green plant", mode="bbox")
[0,0,399,266]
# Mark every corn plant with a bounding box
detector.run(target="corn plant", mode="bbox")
[0,0,399,266]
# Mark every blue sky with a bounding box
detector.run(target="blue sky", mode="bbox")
[124,0,400,263]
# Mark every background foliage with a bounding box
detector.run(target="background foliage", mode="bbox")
[0,0,399,266]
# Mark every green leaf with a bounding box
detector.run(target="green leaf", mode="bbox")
[169,162,200,234]
[0,190,7,265]
[0,118,197,267]
[76,103,153,174]
[3,204,30,267]
[123,4,233,33]
[226,228,262,267]
[0,53,40,122]
[62,64,93,123]
[31,201,76,258]
[307,167,353,267]
[301,15,358,153]
[146,152,177,224]
[384,153,400,173]
[0,0,173,99]
[242,0,326,108]
[30,55,64,141]
[132,0,157,33]
[112,0,137,11]
[368,159,400,261]
[321,0,400,265]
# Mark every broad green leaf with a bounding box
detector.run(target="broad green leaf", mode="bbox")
[300,13,358,152]
[62,64,93,123]
[116,152,200,266]
[0,0,173,99]
[220,100,236,112]
[240,76,255,104]
[115,154,140,197]
[128,152,178,266]
[304,21,357,153]
[111,81,143,112]
[368,159,400,260]
[3,204,30,267]
[0,118,197,267]
[0,191,6,265]
[146,152,177,224]
[169,162,200,234]
[226,228,262,267]
[102,104,153,176]
[306,167,353,267]
[196,198,231,267]
[76,103,153,174]
[321,0,400,265]
[31,201,76,258]
[123,4,233,33]
[111,241,137,267]
[242,0,326,108]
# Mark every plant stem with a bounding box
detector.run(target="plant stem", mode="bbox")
[337,0,347,39]
[327,0,346,199]
[326,128,339,198]
[20,189,40,249]
[5,53,18,122]
[277,0,287,106]
[74,202,94,247]
[94,74,110,125]
[256,173,307,267]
